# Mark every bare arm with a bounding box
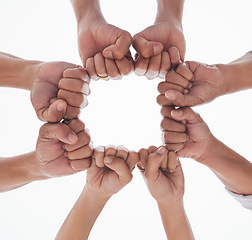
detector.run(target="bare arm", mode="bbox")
[0,52,40,90]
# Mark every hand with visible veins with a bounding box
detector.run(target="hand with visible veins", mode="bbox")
[31,62,91,122]
[36,119,92,177]
[134,47,181,80]
[138,146,194,240]
[86,52,134,81]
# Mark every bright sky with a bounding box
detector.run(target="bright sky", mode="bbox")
[0,0,252,239]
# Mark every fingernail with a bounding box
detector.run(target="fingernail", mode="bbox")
[157,147,166,155]
[173,109,183,117]
[57,101,65,111]
[80,96,88,108]
[165,92,176,101]
[104,50,113,59]
[105,156,113,164]
[68,133,77,143]
[95,146,104,152]
[153,45,159,55]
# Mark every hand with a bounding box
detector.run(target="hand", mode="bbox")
[31,62,90,122]
[85,145,138,198]
[161,106,215,163]
[133,22,185,61]
[158,61,223,107]
[138,146,183,204]
[86,52,134,80]
[36,119,92,178]
[78,18,132,66]
[134,47,181,80]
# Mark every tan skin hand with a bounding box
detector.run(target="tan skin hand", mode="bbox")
[78,19,132,66]
[36,119,92,178]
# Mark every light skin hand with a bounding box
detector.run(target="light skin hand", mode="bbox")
[71,0,132,66]
[36,119,92,178]
[138,146,194,240]
[86,52,134,80]
[31,62,91,122]
[169,107,252,195]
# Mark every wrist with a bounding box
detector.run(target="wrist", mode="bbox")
[155,0,184,27]
[82,185,111,205]
[71,0,105,27]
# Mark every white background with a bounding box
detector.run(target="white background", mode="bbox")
[0,0,252,239]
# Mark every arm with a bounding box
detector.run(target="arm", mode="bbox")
[56,145,138,239]
[0,119,92,192]
[0,52,40,90]
[70,0,132,65]
[163,106,252,195]
[138,147,194,240]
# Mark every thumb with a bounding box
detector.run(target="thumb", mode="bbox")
[165,90,200,107]
[37,99,67,123]
[104,156,133,185]
[133,35,163,58]
[103,31,132,60]
[171,107,203,125]
[145,147,168,178]
[39,122,78,145]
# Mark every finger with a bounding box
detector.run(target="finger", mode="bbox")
[116,145,129,161]
[38,99,67,123]
[168,46,182,69]
[176,63,194,81]
[105,145,117,156]
[63,67,90,83]
[158,51,171,79]
[86,57,99,80]
[104,156,133,185]
[67,144,93,160]
[67,119,85,134]
[133,35,163,58]
[64,130,91,151]
[59,78,91,95]
[167,151,179,172]
[158,81,185,95]
[165,90,201,107]
[126,151,139,171]
[138,148,148,171]
[157,94,173,106]
[94,53,107,78]
[160,106,175,118]
[134,56,149,76]
[70,158,92,171]
[145,147,167,179]
[160,117,186,132]
[145,53,162,80]
[115,57,134,76]
[39,122,78,145]
[160,150,168,170]
[165,71,191,89]
[165,143,185,152]
[93,146,105,168]
[103,30,132,60]
[147,146,158,155]
[58,89,88,108]
[105,58,122,80]
[65,105,81,120]
[162,131,188,144]
[171,107,203,124]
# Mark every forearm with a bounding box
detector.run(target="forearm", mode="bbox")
[199,138,252,195]
[155,0,185,24]
[0,152,48,192]
[55,186,109,240]
[217,51,252,95]
[70,0,104,25]
[0,52,40,90]
[158,200,194,240]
